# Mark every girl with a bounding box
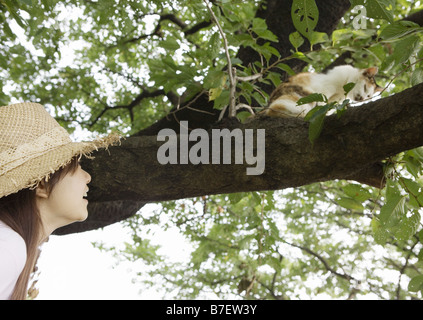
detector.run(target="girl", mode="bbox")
[0,102,119,300]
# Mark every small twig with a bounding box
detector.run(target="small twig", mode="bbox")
[380,58,423,96]
[218,104,229,122]
[167,89,210,116]
[218,103,255,122]
[395,240,419,299]
[237,74,263,82]
[285,240,357,282]
[204,0,237,117]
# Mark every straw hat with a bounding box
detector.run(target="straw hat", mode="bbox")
[0,102,120,199]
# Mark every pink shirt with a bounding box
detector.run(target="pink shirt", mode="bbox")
[0,220,27,300]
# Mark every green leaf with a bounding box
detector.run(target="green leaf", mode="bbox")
[252,18,278,42]
[289,51,313,64]
[252,42,280,61]
[289,31,305,51]
[385,178,401,200]
[291,0,319,40]
[404,149,423,178]
[276,63,296,76]
[1,20,16,40]
[408,275,423,292]
[343,184,372,202]
[208,32,221,59]
[379,194,406,228]
[401,177,421,194]
[335,99,350,118]
[17,0,32,5]
[396,211,421,241]
[162,56,179,72]
[3,0,27,28]
[228,193,245,204]
[343,82,356,95]
[209,87,223,101]
[309,31,328,47]
[297,93,327,106]
[159,38,180,51]
[382,35,420,69]
[411,69,423,87]
[401,178,423,208]
[337,197,365,211]
[252,91,267,106]
[213,90,230,110]
[379,21,422,40]
[204,70,226,89]
[305,103,333,144]
[267,72,282,87]
[366,0,394,23]
[332,29,353,44]
[351,0,394,23]
[236,111,253,123]
[251,17,267,31]
[352,28,376,39]
[411,147,423,162]
[371,218,390,245]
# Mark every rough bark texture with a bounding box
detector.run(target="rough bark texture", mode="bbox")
[56,83,423,234]
[55,0,422,235]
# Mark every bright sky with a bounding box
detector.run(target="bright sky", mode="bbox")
[36,224,143,300]
[35,204,192,300]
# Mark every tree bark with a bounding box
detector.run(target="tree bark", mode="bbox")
[91,84,423,200]
[56,83,423,234]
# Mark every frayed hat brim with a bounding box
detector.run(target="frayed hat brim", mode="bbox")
[0,133,120,198]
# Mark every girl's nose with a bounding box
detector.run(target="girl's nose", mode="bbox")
[84,169,92,184]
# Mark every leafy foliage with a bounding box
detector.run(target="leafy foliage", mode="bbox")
[291,0,319,41]
[1,0,423,299]
[116,178,423,299]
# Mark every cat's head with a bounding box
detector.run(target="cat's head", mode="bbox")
[348,67,383,102]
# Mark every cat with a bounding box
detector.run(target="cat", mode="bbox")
[263,65,383,118]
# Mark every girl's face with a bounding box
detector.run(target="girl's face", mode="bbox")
[36,164,91,235]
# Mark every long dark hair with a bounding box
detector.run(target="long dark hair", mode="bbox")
[0,157,79,300]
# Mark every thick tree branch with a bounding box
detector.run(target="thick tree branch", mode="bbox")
[57,83,423,234]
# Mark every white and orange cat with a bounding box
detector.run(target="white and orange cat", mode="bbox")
[263,65,382,118]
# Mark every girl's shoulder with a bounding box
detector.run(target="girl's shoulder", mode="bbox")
[0,220,26,248]
[0,220,27,300]
[0,220,27,262]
